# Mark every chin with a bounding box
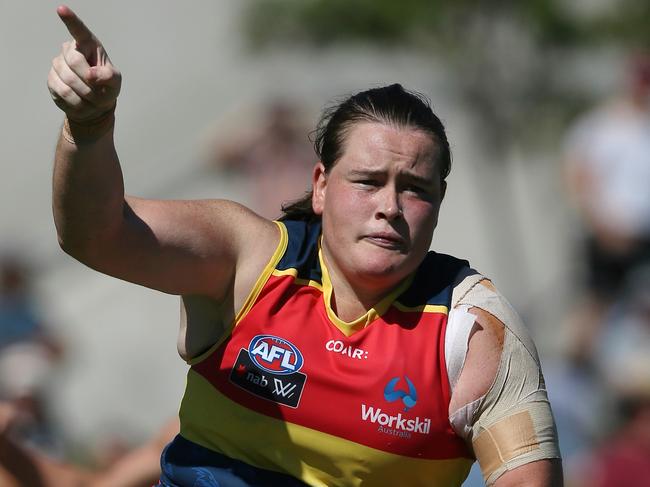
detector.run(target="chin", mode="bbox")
[365,245,419,268]
[353,258,411,285]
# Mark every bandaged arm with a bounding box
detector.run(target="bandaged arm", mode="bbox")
[446,276,562,486]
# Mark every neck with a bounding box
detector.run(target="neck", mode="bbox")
[321,252,401,323]
[328,277,379,322]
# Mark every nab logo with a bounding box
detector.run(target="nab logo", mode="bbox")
[231,335,307,408]
[248,335,304,375]
[384,376,417,412]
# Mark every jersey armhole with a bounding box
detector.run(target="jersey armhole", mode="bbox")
[234,220,288,325]
[186,221,288,366]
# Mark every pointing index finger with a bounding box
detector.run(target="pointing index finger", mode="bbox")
[57,5,95,44]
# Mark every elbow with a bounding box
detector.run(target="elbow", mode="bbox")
[57,232,89,262]
[56,230,103,266]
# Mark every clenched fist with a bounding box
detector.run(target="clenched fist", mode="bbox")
[48,5,121,123]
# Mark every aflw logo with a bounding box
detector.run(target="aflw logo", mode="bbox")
[361,404,431,435]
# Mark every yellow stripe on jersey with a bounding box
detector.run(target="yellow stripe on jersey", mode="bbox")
[393,302,449,315]
[187,221,288,367]
[180,370,472,487]
[235,220,288,326]
[272,268,324,291]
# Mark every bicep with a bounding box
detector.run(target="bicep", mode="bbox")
[493,459,563,487]
[79,197,278,298]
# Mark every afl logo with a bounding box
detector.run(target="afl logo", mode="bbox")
[248,335,304,375]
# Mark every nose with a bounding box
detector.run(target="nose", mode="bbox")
[375,186,403,221]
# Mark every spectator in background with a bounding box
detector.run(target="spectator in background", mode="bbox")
[595,267,650,401]
[563,53,650,362]
[571,269,650,486]
[0,254,60,353]
[0,254,63,456]
[0,401,178,487]
[541,52,650,482]
[210,100,314,219]
[573,395,650,487]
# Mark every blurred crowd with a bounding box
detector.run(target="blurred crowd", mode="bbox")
[207,99,315,220]
[0,254,64,454]
[0,253,180,487]
[550,53,650,487]
[1,57,649,485]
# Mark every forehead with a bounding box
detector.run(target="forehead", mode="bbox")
[338,121,440,175]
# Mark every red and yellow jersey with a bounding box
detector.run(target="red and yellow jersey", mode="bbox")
[163,220,474,486]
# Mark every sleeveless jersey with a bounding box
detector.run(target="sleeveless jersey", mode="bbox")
[161,220,474,486]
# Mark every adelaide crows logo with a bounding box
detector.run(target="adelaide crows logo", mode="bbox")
[384,376,417,412]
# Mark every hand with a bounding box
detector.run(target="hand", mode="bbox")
[48,5,121,123]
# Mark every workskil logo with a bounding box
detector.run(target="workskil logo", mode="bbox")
[230,335,307,408]
[248,335,304,375]
[361,405,431,437]
[384,376,417,411]
[361,376,431,439]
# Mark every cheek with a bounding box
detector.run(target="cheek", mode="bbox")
[327,186,371,217]
[405,202,439,238]
[323,187,355,235]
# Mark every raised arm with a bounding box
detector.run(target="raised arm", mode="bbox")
[47,6,277,300]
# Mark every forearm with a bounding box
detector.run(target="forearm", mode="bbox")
[53,111,126,259]
[49,6,125,262]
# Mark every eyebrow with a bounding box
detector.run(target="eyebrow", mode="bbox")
[348,169,435,187]
[348,169,384,178]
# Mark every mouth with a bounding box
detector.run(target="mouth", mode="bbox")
[363,232,407,251]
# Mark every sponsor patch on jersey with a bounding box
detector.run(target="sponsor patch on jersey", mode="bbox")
[360,376,431,439]
[384,376,417,411]
[324,339,369,360]
[229,335,307,408]
[248,335,304,375]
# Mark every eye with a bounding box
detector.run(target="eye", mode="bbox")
[403,183,434,201]
[354,179,380,188]
[404,184,426,194]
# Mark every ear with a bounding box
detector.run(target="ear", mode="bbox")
[312,162,327,216]
[440,180,447,202]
